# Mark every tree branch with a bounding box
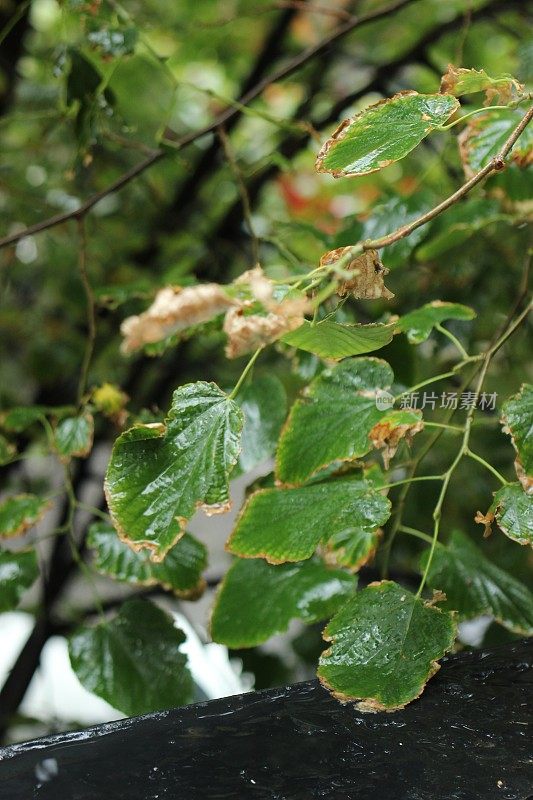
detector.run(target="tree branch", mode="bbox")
[0,0,418,251]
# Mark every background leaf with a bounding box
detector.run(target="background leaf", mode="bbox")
[421,530,533,634]
[69,599,193,717]
[0,549,39,611]
[211,557,356,647]
[459,109,533,176]
[0,494,50,539]
[235,375,287,473]
[501,383,532,492]
[88,522,207,598]
[54,413,94,459]
[398,301,475,344]
[316,93,459,177]
[318,580,456,709]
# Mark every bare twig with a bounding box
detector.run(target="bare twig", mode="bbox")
[76,218,96,405]
[0,0,417,251]
[218,126,260,263]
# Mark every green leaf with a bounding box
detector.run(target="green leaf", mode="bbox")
[87,26,138,57]
[317,581,456,709]
[0,434,16,465]
[369,409,424,470]
[316,92,459,177]
[276,357,393,485]
[0,494,51,539]
[440,65,523,102]
[459,109,533,176]
[227,478,390,563]
[488,483,533,547]
[501,384,533,492]
[421,530,533,635]
[88,522,207,598]
[211,557,356,647]
[325,527,382,571]
[235,375,287,473]
[1,405,75,432]
[415,198,508,261]
[398,300,475,344]
[282,321,395,360]
[69,599,193,716]
[105,382,243,561]
[0,550,39,612]
[54,413,94,460]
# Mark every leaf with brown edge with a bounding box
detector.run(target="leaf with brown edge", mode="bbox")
[316,92,459,177]
[226,478,391,564]
[500,384,533,494]
[458,109,533,178]
[440,64,524,106]
[481,483,533,547]
[54,413,94,460]
[323,527,383,572]
[0,494,51,539]
[317,581,456,710]
[276,357,394,486]
[105,382,243,561]
[320,248,394,300]
[369,409,424,469]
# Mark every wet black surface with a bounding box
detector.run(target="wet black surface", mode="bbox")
[0,640,531,799]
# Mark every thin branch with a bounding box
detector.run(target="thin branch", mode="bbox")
[364,104,533,253]
[76,218,96,405]
[218,126,260,263]
[0,0,418,251]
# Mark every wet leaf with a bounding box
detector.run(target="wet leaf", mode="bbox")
[211,557,356,647]
[483,483,533,547]
[282,320,395,359]
[316,92,459,177]
[276,358,393,485]
[398,300,475,344]
[501,384,533,493]
[421,530,533,635]
[318,580,456,709]
[227,478,390,563]
[320,248,394,300]
[105,382,243,561]
[69,599,193,716]
[0,494,51,539]
[459,109,533,177]
[357,195,432,269]
[88,522,207,598]
[235,375,287,473]
[54,413,94,460]
[440,64,524,105]
[324,527,382,572]
[0,549,39,612]
[369,409,424,469]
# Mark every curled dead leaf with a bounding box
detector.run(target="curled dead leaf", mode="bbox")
[224,305,306,358]
[369,415,424,469]
[475,509,495,538]
[121,284,236,354]
[320,247,394,300]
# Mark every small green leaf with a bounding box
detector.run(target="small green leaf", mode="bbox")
[69,599,193,716]
[0,550,39,611]
[105,382,243,561]
[276,357,393,485]
[227,478,390,563]
[235,375,287,473]
[488,483,533,547]
[501,384,533,492]
[1,405,75,432]
[54,413,94,460]
[421,530,533,635]
[316,92,459,177]
[282,321,395,360]
[88,522,207,598]
[325,527,382,571]
[358,195,432,268]
[459,109,533,176]
[0,494,51,539]
[318,581,456,709]
[211,557,356,647]
[440,65,523,102]
[398,300,475,344]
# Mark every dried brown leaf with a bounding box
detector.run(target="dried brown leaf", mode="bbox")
[475,509,495,538]
[369,416,423,469]
[320,247,394,300]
